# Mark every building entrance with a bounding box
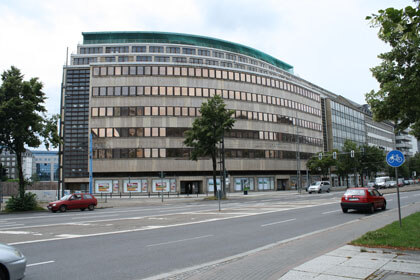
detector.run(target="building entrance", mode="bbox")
[180,181,201,194]
[277,179,288,191]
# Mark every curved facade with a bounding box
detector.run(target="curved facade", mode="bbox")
[61,32,323,194]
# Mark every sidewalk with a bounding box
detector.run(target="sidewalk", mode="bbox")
[279,245,420,280]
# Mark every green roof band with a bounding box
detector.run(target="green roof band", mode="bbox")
[82,31,294,73]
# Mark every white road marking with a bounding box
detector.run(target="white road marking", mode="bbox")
[414,194,420,196]
[401,196,409,199]
[27,260,55,267]
[322,210,341,214]
[0,223,24,227]
[147,235,213,247]
[0,231,36,235]
[71,214,118,220]
[261,219,296,227]
[387,199,394,202]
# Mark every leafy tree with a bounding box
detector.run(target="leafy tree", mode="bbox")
[365,2,420,138]
[0,66,60,208]
[306,151,337,178]
[336,140,361,187]
[0,163,8,181]
[184,95,235,197]
[358,144,386,185]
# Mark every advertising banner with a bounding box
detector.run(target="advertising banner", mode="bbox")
[152,180,170,192]
[207,178,221,192]
[95,180,113,193]
[123,180,146,192]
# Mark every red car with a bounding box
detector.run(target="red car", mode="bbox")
[48,193,97,213]
[341,187,386,213]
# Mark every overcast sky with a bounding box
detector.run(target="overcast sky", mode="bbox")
[0,0,413,117]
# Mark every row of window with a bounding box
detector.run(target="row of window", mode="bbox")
[91,127,323,146]
[91,106,322,132]
[92,65,320,102]
[82,45,257,63]
[92,86,321,117]
[92,148,313,160]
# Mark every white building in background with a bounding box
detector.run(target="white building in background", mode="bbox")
[0,149,35,179]
[396,129,414,157]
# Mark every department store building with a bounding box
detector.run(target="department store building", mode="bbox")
[60,31,330,194]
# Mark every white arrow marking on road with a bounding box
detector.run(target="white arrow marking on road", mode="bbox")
[147,235,213,247]
[27,260,55,267]
[261,219,296,227]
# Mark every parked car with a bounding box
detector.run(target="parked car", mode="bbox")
[408,179,414,185]
[385,180,397,188]
[48,193,97,213]
[367,181,375,188]
[403,179,410,185]
[375,176,390,189]
[308,181,330,194]
[341,187,386,213]
[398,178,405,187]
[0,242,26,280]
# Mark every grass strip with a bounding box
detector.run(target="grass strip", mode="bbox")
[350,212,420,250]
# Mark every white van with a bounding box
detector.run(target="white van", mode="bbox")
[375,176,390,189]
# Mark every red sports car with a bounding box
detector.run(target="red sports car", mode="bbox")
[341,187,386,213]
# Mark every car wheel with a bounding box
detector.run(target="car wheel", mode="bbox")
[342,208,348,213]
[80,208,86,211]
[327,189,330,193]
[381,201,386,211]
[309,191,312,194]
[0,266,7,280]
[52,210,57,213]
[369,204,375,214]
[88,204,95,211]
[318,189,322,194]
[59,205,67,213]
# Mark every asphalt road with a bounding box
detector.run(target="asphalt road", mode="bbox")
[1,189,419,280]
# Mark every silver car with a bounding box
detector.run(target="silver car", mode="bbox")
[308,181,331,193]
[0,243,26,280]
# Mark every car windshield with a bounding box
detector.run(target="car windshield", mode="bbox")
[60,195,72,201]
[313,182,321,186]
[344,189,365,196]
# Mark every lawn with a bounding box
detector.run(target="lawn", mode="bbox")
[350,212,420,250]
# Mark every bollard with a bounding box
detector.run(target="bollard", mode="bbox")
[168,192,170,198]
[120,192,121,198]
[148,192,150,198]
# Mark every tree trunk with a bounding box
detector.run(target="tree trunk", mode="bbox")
[15,151,25,199]
[212,153,218,197]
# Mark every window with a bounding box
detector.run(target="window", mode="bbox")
[213,51,224,58]
[198,49,210,56]
[105,56,116,62]
[132,46,147,53]
[173,57,187,63]
[149,46,164,53]
[118,56,129,62]
[137,56,152,62]
[166,47,180,53]
[106,46,129,53]
[155,56,170,62]
[183,48,196,55]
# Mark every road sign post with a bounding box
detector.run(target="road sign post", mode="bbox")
[386,150,405,227]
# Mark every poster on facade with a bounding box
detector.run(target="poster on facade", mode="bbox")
[113,180,119,193]
[95,180,112,193]
[141,181,148,192]
[170,180,176,192]
[152,179,170,192]
[207,178,221,192]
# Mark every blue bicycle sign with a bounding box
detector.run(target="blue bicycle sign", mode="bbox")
[386,150,405,167]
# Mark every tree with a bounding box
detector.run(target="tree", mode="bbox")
[0,66,59,205]
[306,151,336,179]
[0,163,8,181]
[336,140,360,187]
[365,2,420,138]
[358,145,386,184]
[184,95,235,197]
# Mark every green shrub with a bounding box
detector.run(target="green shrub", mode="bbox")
[5,192,39,212]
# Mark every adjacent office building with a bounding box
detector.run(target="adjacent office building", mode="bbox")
[60,31,325,194]
[32,151,59,182]
[0,149,35,180]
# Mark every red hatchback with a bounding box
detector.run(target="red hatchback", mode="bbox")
[48,193,97,213]
[341,187,386,213]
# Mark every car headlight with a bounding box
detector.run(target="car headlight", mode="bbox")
[52,204,56,206]
[13,249,24,258]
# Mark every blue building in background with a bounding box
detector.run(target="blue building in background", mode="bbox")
[32,151,59,182]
